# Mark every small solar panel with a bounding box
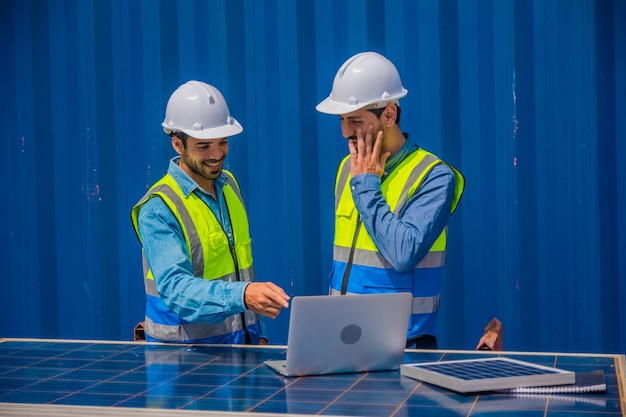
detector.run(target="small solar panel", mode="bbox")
[401,357,576,393]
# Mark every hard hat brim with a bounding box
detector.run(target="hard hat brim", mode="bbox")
[315,97,365,115]
[163,119,243,140]
[316,91,407,115]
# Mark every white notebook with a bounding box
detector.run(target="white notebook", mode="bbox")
[501,370,606,394]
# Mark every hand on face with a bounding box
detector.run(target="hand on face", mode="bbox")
[244,282,290,319]
[348,124,391,178]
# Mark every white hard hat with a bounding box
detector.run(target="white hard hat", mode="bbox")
[162,80,243,140]
[316,52,408,115]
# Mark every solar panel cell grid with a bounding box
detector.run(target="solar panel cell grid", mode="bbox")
[419,359,563,379]
[401,357,576,393]
[0,339,623,417]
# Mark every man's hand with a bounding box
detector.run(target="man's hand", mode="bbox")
[476,330,498,350]
[244,282,290,319]
[348,124,391,178]
[476,318,503,350]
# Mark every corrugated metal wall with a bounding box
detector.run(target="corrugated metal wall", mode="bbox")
[2,0,624,353]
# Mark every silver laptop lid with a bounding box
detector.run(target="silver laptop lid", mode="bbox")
[273,292,412,377]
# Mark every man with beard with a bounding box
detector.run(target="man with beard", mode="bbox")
[316,52,465,349]
[131,81,290,344]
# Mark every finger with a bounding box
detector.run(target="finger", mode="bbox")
[261,311,276,319]
[263,285,290,307]
[348,138,358,156]
[372,129,383,157]
[264,305,282,319]
[275,293,290,308]
[364,124,374,154]
[270,283,291,302]
[264,282,290,297]
[356,128,366,156]
[269,295,289,309]
[379,151,391,168]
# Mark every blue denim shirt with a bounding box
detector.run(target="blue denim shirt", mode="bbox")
[136,157,260,330]
[350,138,457,273]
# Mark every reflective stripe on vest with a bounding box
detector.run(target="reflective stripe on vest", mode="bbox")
[142,310,258,342]
[329,288,440,315]
[148,183,205,277]
[333,245,446,269]
[142,272,258,343]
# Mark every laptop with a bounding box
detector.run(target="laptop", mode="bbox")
[264,292,412,377]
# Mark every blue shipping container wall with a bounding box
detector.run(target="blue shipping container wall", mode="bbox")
[1,0,624,354]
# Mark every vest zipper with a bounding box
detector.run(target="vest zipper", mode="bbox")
[225,207,252,345]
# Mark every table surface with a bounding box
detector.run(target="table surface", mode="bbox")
[0,338,624,417]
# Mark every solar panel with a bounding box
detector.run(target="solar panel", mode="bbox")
[401,357,576,393]
[0,340,621,416]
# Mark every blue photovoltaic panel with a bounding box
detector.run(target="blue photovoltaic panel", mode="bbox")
[0,340,622,416]
[401,357,575,393]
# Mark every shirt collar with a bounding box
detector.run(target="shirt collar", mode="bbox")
[167,156,227,198]
[383,133,418,176]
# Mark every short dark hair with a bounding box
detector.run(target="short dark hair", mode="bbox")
[367,103,402,125]
[169,131,189,146]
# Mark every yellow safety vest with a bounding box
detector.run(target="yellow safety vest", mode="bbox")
[331,147,464,339]
[131,170,260,343]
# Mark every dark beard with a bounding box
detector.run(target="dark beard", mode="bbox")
[181,151,222,181]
